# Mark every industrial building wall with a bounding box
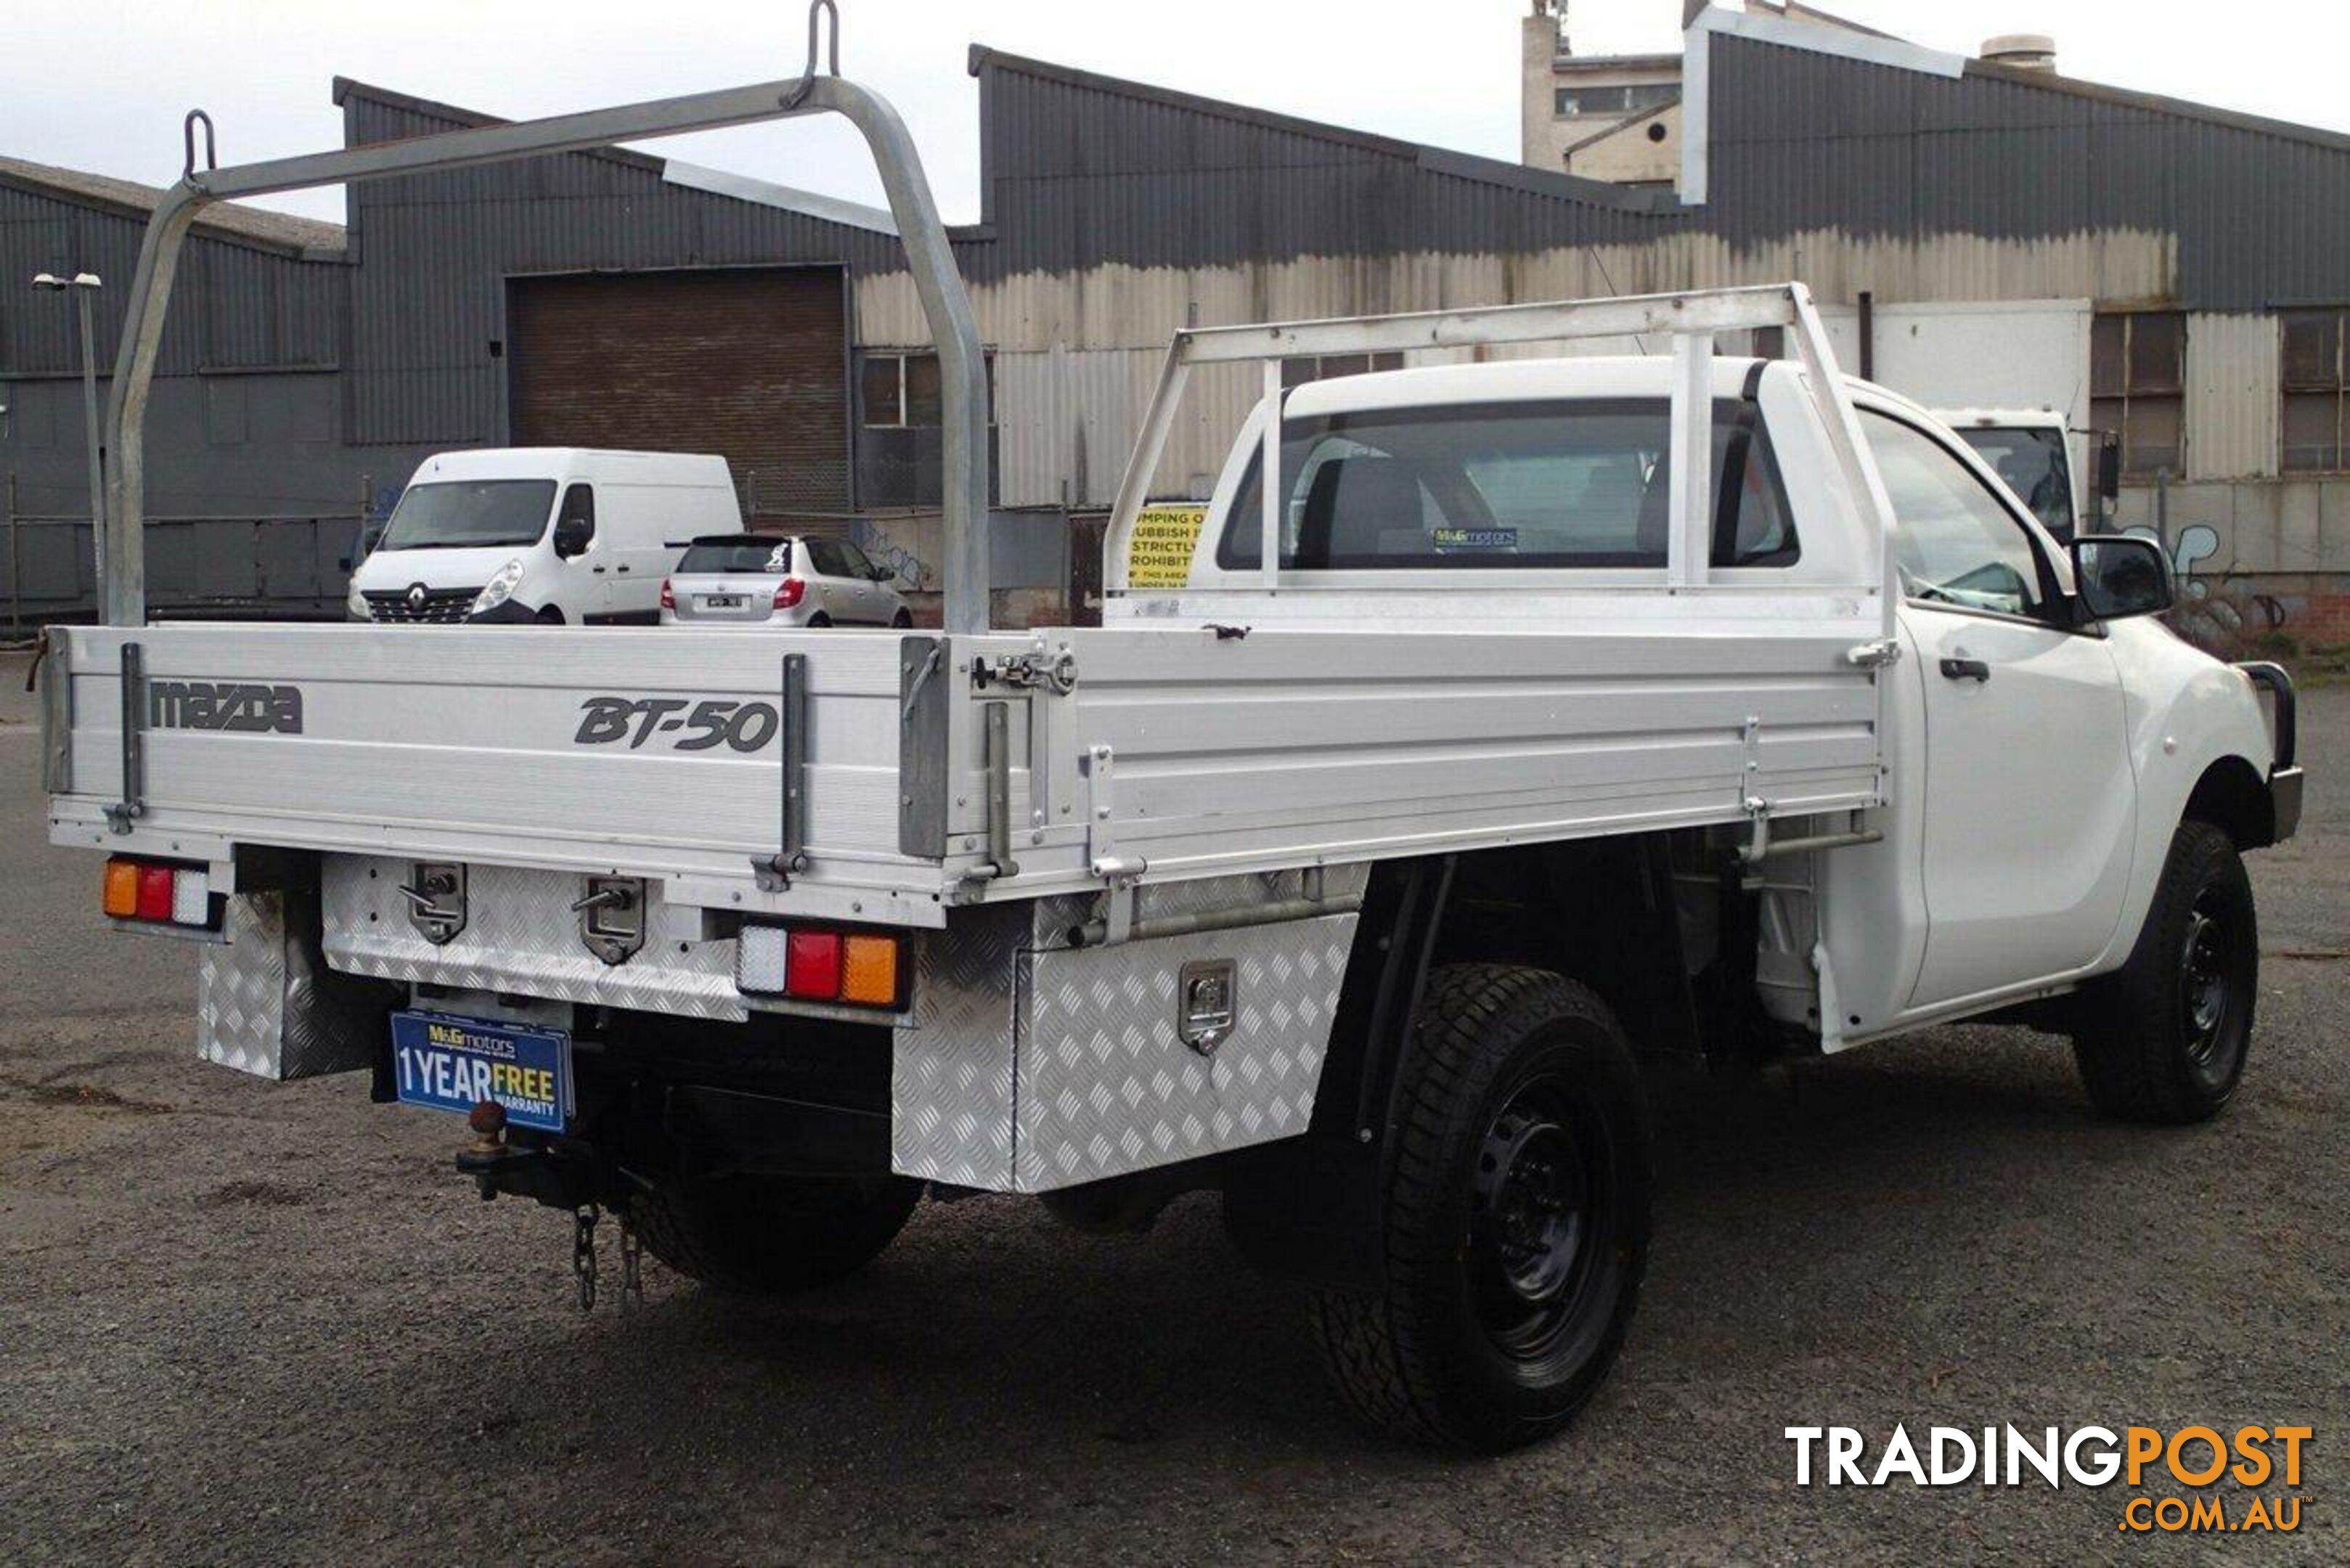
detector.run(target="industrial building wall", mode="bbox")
[505,266,851,516]
[0,173,404,621]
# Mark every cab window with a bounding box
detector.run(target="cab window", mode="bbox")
[1217,398,1798,571]
[1861,412,2049,618]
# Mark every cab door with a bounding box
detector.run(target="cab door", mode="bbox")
[557,483,613,622]
[1860,409,2137,1012]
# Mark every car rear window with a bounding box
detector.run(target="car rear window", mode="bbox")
[1216,397,1797,571]
[678,537,792,573]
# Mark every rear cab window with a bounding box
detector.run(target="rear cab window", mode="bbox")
[1216,397,1798,572]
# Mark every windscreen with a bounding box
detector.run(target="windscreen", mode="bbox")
[677,537,793,574]
[1953,426,2073,539]
[377,481,557,550]
[1216,398,1796,571]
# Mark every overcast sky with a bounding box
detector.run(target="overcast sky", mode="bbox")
[5,0,2346,229]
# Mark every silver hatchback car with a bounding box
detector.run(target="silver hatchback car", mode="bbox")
[659,534,913,628]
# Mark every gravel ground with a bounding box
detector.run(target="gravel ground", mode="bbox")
[1,651,2343,1564]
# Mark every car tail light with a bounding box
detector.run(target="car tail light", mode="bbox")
[737,923,905,1008]
[102,859,140,918]
[136,865,175,921]
[103,857,214,929]
[786,931,841,996]
[658,576,675,611]
[839,934,900,1007]
[773,577,805,610]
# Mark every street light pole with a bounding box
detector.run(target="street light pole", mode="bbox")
[33,271,106,589]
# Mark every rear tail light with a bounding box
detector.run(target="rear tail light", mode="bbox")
[135,865,174,922]
[773,577,806,610]
[658,576,675,611]
[786,930,841,996]
[102,859,140,918]
[738,923,904,1008]
[103,857,215,930]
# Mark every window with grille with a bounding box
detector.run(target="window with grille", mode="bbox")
[2090,311,2185,478]
[860,351,994,427]
[2280,309,2349,472]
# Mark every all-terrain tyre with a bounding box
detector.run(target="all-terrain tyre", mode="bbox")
[2072,820,2257,1124]
[629,1173,922,1293]
[1308,964,1652,1452]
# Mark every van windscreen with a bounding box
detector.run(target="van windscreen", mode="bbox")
[378,481,558,550]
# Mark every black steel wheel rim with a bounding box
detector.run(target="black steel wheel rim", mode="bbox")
[1469,1077,1606,1358]
[2179,888,2237,1066]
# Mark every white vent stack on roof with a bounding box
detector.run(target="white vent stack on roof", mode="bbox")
[1980,33,2059,72]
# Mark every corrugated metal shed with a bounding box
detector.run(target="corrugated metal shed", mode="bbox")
[967,36,2350,314]
[1699,33,2350,312]
[334,80,943,449]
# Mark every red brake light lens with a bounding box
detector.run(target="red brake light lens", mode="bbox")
[785,930,842,999]
[774,577,806,610]
[135,865,175,922]
[658,576,675,611]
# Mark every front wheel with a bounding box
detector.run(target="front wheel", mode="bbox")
[890,608,914,629]
[629,1172,921,1294]
[1308,964,1652,1452]
[2072,820,2257,1124]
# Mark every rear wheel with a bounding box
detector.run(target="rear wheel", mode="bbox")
[629,1172,921,1294]
[805,612,832,629]
[891,608,915,629]
[2073,820,2257,1124]
[1309,964,1651,1451]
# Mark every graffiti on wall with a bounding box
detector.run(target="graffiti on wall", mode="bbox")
[851,523,937,590]
[2122,522,2290,655]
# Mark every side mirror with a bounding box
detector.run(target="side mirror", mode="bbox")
[2071,535,2172,621]
[869,563,895,582]
[2095,435,2122,502]
[552,516,592,558]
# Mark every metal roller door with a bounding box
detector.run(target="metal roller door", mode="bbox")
[506,266,849,518]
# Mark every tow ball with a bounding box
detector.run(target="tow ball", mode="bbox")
[452,1098,598,1209]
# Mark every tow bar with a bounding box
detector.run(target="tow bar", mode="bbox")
[454,1099,645,1310]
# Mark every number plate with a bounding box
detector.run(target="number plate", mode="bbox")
[390,1010,571,1133]
[698,593,744,609]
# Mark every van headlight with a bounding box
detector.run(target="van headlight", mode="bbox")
[469,559,526,617]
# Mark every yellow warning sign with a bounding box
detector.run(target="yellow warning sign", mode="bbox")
[1126,504,1207,589]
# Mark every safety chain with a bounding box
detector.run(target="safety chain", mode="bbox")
[572,1204,599,1312]
[618,1209,645,1311]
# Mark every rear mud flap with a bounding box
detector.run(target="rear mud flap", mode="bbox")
[199,889,398,1080]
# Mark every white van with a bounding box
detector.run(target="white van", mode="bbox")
[347,449,740,625]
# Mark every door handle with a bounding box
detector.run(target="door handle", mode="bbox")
[1940,657,1991,682]
[616,565,630,573]
[591,565,606,573]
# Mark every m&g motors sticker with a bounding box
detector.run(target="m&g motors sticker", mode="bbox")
[1432,526,1518,552]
